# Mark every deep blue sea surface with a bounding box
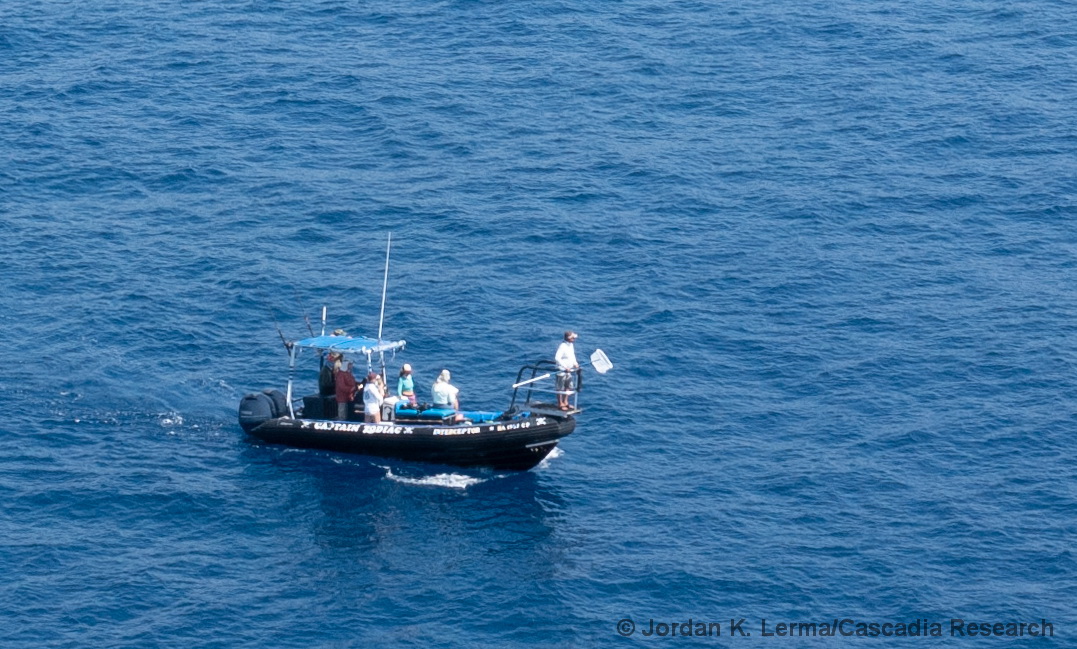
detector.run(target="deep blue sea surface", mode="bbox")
[2,0,1076,646]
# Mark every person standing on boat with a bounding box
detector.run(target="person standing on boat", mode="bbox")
[334,359,358,420]
[397,363,417,404]
[431,369,460,410]
[555,330,579,410]
[363,371,385,423]
[319,352,338,397]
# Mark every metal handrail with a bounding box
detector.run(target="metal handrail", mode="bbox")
[508,360,582,411]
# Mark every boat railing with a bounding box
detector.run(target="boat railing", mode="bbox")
[508,360,581,412]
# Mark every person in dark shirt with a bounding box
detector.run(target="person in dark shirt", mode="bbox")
[319,352,338,396]
[334,359,357,420]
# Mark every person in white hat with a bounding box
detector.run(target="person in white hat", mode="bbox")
[431,369,459,410]
[555,330,579,410]
[397,363,416,404]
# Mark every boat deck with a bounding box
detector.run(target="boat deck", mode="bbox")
[525,401,581,417]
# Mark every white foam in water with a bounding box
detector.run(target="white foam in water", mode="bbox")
[382,466,485,489]
[159,413,184,427]
[536,446,564,470]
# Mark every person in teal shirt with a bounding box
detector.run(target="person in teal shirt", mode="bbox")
[397,364,416,403]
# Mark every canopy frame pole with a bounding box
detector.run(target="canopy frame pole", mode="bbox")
[285,344,298,418]
[320,306,327,337]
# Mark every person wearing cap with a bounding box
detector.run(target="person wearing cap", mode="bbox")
[332,328,347,337]
[555,331,580,410]
[334,359,358,420]
[397,364,416,404]
[363,371,385,423]
[319,352,339,396]
[431,369,459,410]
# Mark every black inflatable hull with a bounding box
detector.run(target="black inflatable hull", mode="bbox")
[244,415,575,471]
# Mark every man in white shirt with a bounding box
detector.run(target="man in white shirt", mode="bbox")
[363,371,385,423]
[555,331,579,410]
[431,369,460,409]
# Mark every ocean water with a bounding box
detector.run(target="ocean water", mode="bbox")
[2,0,1076,646]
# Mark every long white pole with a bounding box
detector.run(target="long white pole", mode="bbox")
[512,373,551,389]
[376,233,392,375]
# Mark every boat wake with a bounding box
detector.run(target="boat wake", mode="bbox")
[536,446,564,469]
[381,466,486,489]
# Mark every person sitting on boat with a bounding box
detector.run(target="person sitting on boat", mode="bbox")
[334,359,358,420]
[555,330,579,410]
[363,371,385,423]
[431,369,460,410]
[397,363,417,404]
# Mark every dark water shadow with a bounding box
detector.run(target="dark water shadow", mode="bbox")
[238,442,569,564]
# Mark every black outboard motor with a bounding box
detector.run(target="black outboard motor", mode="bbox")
[262,389,289,418]
[238,392,275,433]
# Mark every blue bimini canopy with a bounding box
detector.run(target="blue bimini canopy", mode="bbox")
[293,335,406,356]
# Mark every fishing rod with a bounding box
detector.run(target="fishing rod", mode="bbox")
[293,288,315,337]
[273,320,291,350]
[258,290,294,352]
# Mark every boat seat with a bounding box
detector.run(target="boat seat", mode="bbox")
[394,403,456,423]
[391,404,501,424]
[459,411,499,423]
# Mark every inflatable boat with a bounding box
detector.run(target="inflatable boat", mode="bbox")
[238,332,609,471]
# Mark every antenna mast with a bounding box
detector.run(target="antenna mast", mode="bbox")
[377,233,392,376]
